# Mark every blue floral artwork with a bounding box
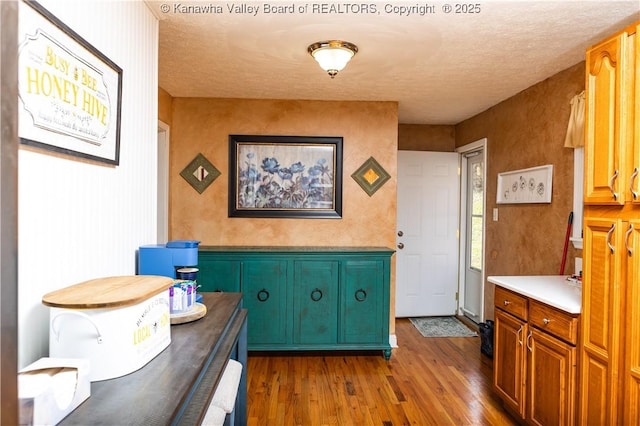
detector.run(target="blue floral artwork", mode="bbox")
[236,144,335,210]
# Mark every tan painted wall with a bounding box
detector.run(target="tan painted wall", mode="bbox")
[455,62,585,320]
[169,98,399,326]
[398,124,456,151]
[158,87,173,126]
[162,61,584,327]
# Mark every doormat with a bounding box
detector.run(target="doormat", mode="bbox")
[409,316,478,338]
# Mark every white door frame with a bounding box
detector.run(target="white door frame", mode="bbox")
[456,138,487,322]
[157,120,170,244]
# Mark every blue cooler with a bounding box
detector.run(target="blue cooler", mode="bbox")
[138,240,199,278]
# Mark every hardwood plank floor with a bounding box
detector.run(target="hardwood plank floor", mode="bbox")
[246,318,517,425]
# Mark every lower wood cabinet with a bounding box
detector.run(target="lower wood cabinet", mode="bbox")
[494,307,527,417]
[528,327,577,426]
[198,246,394,359]
[624,219,640,424]
[494,286,579,425]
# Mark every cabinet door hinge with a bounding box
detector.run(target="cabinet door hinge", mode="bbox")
[455,292,459,301]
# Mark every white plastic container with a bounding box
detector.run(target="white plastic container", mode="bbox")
[42,276,173,382]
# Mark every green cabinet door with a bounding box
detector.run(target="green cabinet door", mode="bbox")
[197,254,240,292]
[293,260,338,345]
[242,259,288,345]
[341,259,388,344]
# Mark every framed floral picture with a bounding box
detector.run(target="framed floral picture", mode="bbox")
[229,135,343,218]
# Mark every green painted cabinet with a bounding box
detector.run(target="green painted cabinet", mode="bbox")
[243,259,288,345]
[341,259,386,345]
[198,247,394,359]
[197,259,239,293]
[294,260,339,345]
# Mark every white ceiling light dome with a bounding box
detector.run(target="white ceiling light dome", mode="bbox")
[308,40,358,78]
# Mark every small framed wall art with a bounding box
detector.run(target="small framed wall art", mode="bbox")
[497,164,553,204]
[351,156,391,197]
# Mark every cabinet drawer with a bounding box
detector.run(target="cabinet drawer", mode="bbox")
[495,286,528,320]
[529,300,579,345]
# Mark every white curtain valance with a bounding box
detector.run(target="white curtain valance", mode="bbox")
[564,90,585,148]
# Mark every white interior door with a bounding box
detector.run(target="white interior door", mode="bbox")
[396,151,460,317]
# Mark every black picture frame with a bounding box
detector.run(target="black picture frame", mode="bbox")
[18,0,123,165]
[229,135,343,218]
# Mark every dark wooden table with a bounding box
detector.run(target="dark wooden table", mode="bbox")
[60,292,247,426]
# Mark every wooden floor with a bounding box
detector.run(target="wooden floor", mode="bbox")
[246,318,518,425]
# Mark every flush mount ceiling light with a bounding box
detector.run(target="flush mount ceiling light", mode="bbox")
[307,40,358,78]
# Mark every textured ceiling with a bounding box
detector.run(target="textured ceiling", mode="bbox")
[149,1,639,124]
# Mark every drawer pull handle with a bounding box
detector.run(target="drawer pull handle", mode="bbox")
[609,169,619,201]
[630,167,639,200]
[355,289,367,302]
[517,325,524,346]
[257,289,270,302]
[310,288,323,302]
[503,300,510,306]
[626,223,634,256]
[543,318,551,325]
[607,223,616,254]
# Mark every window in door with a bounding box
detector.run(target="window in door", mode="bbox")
[468,156,484,271]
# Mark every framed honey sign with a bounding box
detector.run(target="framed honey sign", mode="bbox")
[18,0,123,165]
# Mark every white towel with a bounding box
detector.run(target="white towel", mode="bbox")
[201,403,226,426]
[210,359,243,413]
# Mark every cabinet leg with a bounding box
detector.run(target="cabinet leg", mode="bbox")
[383,348,392,360]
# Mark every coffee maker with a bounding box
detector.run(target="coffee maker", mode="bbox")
[138,240,200,278]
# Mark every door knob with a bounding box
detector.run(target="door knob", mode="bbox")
[397,243,404,249]
[397,231,404,237]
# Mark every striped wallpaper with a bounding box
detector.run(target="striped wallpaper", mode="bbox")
[17,0,159,368]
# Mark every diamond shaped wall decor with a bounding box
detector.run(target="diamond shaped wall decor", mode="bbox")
[351,156,391,197]
[180,153,221,194]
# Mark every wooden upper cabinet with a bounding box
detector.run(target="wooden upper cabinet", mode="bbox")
[580,21,639,425]
[633,24,640,205]
[584,28,634,205]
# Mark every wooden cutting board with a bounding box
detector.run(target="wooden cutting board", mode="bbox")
[170,303,207,325]
[42,275,174,309]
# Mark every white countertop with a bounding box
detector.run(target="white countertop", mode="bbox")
[487,275,582,314]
